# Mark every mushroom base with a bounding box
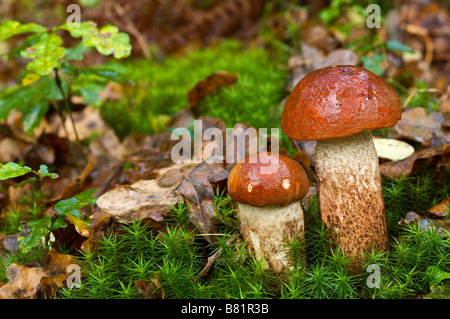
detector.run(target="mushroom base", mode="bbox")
[237,200,305,272]
[315,130,389,265]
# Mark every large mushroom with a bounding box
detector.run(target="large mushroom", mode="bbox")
[227,152,309,272]
[281,65,402,264]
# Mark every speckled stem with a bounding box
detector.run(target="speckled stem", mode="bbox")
[237,201,305,272]
[315,130,389,264]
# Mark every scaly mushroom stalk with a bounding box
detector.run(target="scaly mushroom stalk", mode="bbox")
[237,200,304,272]
[315,130,388,259]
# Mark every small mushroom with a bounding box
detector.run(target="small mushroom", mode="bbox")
[281,65,403,264]
[227,152,309,272]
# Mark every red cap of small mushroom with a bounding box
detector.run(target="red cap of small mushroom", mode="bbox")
[227,152,309,207]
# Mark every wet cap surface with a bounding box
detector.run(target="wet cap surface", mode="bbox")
[227,152,309,207]
[281,65,403,141]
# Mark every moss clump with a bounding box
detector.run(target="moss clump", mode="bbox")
[101,40,289,147]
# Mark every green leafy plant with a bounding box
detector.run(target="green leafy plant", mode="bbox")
[0,162,58,203]
[17,188,96,253]
[0,161,96,253]
[0,19,131,145]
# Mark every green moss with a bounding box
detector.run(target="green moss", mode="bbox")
[101,40,290,148]
[57,184,449,299]
[382,169,449,235]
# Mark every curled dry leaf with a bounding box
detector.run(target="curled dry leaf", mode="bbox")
[135,276,164,299]
[394,107,450,146]
[96,179,184,224]
[380,143,450,179]
[187,71,238,109]
[427,196,450,217]
[96,161,229,243]
[0,249,79,299]
[81,211,118,252]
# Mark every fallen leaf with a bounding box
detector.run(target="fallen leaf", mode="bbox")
[0,263,47,299]
[96,179,184,224]
[49,159,96,202]
[96,161,229,243]
[373,138,415,161]
[394,107,450,146]
[427,197,450,217]
[380,143,450,179]
[286,44,358,91]
[187,71,238,109]
[81,211,118,252]
[135,276,164,299]
[0,249,79,299]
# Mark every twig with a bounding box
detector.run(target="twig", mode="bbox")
[53,69,88,167]
[403,88,442,108]
[106,2,152,59]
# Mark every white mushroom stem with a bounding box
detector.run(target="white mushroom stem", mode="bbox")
[237,201,305,272]
[315,130,389,262]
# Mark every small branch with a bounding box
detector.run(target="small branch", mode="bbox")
[53,69,87,167]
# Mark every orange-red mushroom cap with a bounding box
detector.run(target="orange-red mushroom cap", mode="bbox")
[227,152,309,207]
[281,65,403,141]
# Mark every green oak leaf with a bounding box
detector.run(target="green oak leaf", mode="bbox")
[22,101,49,132]
[0,20,47,42]
[64,21,131,59]
[17,216,51,253]
[0,162,32,181]
[20,33,65,84]
[38,164,59,180]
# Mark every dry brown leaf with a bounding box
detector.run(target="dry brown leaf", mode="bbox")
[380,143,450,179]
[81,211,118,252]
[187,71,238,109]
[49,160,96,203]
[135,276,164,299]
[427,196,450,217]
[394,107,450,146]
[286,44,358,91]
[0,263,47,299]
[96,161,229,243]
[0,249,79,299]
[57,106,108,142]
[96,180,184,224]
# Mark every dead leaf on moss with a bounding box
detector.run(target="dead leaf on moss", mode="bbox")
[81,211,118,252]
[135,276,164,299]
[187,71,238,109]
[0,263,47,299]
[96,180,184,224]
[96,161,229,242]
[0,249,79,299]
[380,143,450,179]
[427,196,450,217]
